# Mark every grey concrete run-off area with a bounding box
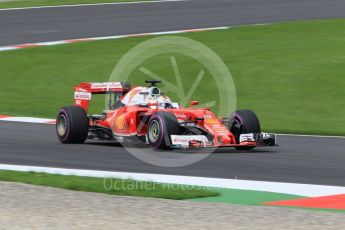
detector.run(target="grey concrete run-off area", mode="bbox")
[0,181,344,229]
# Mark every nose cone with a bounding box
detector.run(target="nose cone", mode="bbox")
[220,135,231,144]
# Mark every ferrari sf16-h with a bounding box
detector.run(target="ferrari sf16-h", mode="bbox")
[56,80,276,150]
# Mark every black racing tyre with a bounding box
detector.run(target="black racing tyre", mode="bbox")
[56,106,89,144]
[228,110,261,150]
[147,112,180,150]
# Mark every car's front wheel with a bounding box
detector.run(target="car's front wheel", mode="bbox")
[147,112,180,150]
[56,106,89,144]
[228,109,261,150]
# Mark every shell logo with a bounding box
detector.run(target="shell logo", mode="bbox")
[205,118,218,125]
[115,114,127,130]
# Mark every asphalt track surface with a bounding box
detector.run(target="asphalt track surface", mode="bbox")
[2,0,345,46]
[1,121,345,186]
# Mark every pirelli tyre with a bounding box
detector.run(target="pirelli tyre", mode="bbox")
[56,106,89,144]
[147,112,180,150]
[228,109,261,150]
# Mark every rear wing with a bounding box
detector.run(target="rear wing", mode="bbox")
[74,82,131,111]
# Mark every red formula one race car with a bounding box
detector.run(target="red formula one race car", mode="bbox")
[56,80,276,150]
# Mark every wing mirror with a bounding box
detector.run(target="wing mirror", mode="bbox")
[189,101,199,107]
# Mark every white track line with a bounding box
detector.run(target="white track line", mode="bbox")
[0,46,17,51]
[0,116,55,124]
[278,133,345,139]
[0,0,188,11]
[0,26,230,53]
[0,163,344,197]
[0,24,275,53]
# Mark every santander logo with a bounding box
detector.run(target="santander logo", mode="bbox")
[173,137,189,143]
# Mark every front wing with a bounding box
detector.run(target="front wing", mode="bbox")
[170,133,277,149]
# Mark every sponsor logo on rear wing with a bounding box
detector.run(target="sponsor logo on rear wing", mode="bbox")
[74,92,92,100]
[90,82,123,90]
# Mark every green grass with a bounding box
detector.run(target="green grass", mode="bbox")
[1,170,342,212]
[0,170,218,200]
[0,0,152,9]
[1,19,345,135]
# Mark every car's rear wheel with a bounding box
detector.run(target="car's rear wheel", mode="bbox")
[147,112,180,150]
[56,106,89,144]
[228,109,261,150]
